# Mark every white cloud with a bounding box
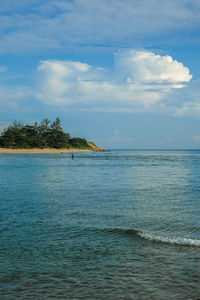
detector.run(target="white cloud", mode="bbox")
[0,66,7,72]
[0,0,200,53]
[192,136,200,142]
[0,85,32,109]
[0,49,196,115]
[115,50,192,84]
[166,79,200,116]
[36,50,192,111]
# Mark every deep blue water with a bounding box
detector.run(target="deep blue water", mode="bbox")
[0,150,200,299]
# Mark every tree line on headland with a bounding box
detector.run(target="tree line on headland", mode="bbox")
[0,117,89,149]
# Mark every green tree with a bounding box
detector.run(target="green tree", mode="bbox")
[0,118,87,149]
[49,117,71,148]
[69,137,88,148]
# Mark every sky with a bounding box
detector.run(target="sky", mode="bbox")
[1,0,200,148]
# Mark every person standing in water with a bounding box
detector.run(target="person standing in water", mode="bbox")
[72,152,74,160]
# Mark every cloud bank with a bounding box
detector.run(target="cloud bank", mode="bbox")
[36,50,192,112]
[0,49,197,116]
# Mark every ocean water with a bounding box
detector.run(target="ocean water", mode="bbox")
[0,150,200,299]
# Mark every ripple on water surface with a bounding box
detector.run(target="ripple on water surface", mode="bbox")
[0,150,200,299]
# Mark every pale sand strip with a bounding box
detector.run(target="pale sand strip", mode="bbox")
[0,148,92,154]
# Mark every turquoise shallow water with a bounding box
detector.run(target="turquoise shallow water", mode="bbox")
[0,150,200,299]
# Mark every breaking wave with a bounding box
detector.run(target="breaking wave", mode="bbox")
[138,231,200,247]
[103,228,200,247]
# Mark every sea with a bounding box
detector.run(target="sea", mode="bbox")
[0,150,200,299]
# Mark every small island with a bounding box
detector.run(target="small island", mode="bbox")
[0,117,107,154]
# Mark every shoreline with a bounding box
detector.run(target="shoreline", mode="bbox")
[0,148,93,154]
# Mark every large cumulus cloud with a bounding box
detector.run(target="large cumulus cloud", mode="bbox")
[36,50,192,112]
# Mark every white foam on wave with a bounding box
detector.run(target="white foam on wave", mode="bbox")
[138,231,200,247]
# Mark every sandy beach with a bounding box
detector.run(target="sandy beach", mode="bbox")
[0,148,93,154]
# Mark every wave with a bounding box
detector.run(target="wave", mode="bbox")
[103,228,200,247]
[138,231,200,247]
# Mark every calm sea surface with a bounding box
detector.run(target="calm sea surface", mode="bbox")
[0,150,200,299]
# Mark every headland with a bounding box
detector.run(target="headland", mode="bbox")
[0,143,108,154]
[0,118,109,154]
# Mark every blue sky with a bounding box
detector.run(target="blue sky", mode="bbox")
[1,0,200,148]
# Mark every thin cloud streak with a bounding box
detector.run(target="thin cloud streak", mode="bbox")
[0,0,200,53]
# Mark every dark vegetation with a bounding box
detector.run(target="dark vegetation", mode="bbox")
[0,118,89,149]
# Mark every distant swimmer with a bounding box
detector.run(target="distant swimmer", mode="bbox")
[72,152,74,160]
